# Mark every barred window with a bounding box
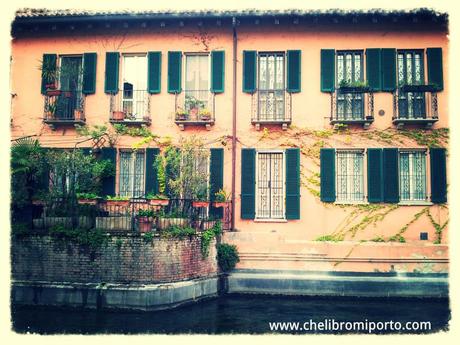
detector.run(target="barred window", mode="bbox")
[119,151,145,198]
[256,151,285,219]
[336,51,364,120]
[399,150,427,201]
[336,150,365,202]
[258,52,285,120]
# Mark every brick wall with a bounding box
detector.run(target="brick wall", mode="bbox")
[12,234,217,284]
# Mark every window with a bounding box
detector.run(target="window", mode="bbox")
[336,51,364,120]
[119,151,145,197]
[336,150,365,202]
[121,54,148,120]
[397,50,426,118]
[180,151,210,200]
[258,52,285,120]
[256,151,285,219]
[56,55,83,120]
[399,150,427,201]
[184,54,210,114]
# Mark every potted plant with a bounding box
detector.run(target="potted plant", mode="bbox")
[185,96,203,120]
[175,107,188,121]
[77,192,101,205]
[192,185,210,208]
[146,153,170,206]
[199,108,212,121]
[146,193,169,206]
[39,58,58,91]
[45,102,57,119]
[213,188,231,208]
[137,208,155,233]
[399,81,437,93]
[74,109,83,121]
[105,195,130,207]
[112,110,125,121]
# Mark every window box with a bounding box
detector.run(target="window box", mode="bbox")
[338,86,370,93]
[105,199,130,207]
[213,201,229,208]
[112,110,125,121]
[400,84,437,93]
[192,200,210,208]
[46,89,62,96]
[148,199,169,206]
[77,198,100,205]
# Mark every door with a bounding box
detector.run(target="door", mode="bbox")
[185,54,210,118]
[122,55,148,120]
[58,56,83,120]
[258,53,285,121]
[336,51,364,120]
[256,152,284,219]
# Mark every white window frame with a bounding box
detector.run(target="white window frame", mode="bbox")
[398,148,429,203]
[255,149,286,220]
[118,149,146,198]
[335,149,366,204]
[120,53,148,121]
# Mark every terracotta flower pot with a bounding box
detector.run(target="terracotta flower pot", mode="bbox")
[112,110,125,121]
[138,216,153,233]
[74,109,83,120]
[46,89,62,96]
[149,199,169,206]
[192,201,209,208]
[78,198,99,205]
[213,201,228,208]
[106,200,129,207]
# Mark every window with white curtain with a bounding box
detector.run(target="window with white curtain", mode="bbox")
[399,150,427,201]
[336,150,365,202]
[119,151,145,197]
[185,54,210,112]
[121,54,148,120]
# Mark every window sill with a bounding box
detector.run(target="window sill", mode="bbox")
[398,201,433,206]
[334,201,368,205]
[254,218,288,223]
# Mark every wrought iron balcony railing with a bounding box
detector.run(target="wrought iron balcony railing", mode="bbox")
[392,87,439,128]
[330,88,374,129]
[43,89,85,125]
[251,90,292,130]
[110,89,151,125]
[174,90,215,130]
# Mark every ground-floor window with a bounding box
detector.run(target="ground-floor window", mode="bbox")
[399,150,427,201]
[119,151,145,197]
[256,151,285,219]
[336,150,365,202]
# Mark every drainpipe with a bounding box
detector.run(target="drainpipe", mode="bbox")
[231,16,237,231]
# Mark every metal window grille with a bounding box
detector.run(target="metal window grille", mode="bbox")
[258,53,285,121]
[256,152,284,219]
[397,51,426,118]
[336,51,364,120]
[119,151,145,197]
[399,151,427,201]
[336,150,365,202]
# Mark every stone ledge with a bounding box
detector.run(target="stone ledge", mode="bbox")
[12,277,219,311]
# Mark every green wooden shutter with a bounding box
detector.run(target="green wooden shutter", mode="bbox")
[285,148,300,219]
[427,48,444,91]
[209,148,224,218]
[101,147,117,197]
[104,52,119,94]
[41,54,57,94]
[320,49,335,92]
[241,148,256,219]
[287,50,301,93]
[145,148,160,196]
[82,53,97,95]
[147,52,162,94]
[320,148,336,202]
[367,148,383,202]
[211,51,225,93]
[167,51,182,93]
[430,148,447,203]
[381,48,396,92]
[366,48,381,92]
[243,51,257,93]
[383,148,399,203]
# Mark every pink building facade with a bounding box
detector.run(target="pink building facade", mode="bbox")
[11,9,449,274]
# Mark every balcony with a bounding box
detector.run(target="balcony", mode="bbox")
[43,89,85,127]
[109,89,151,125]
[330,87,374,129]
[174,90,215,130]
[393,86,439,129]
[251,90,292,130]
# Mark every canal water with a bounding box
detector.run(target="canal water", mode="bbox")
[12,295,449,334]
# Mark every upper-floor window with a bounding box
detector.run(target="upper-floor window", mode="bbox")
[336,149,365,203]
[399,150,427,202]
[258,52,285,121]
[336,51,364,120]
[120,54,148,121]
[184,53,210,116]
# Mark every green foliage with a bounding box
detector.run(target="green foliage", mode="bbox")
[398,128,449,148]
[113,124,155,138]
[389,234,406,243]
[143,232,154,243]
[215,189,231,202]
[137,209,155,217]
[114,238,123,249]
[146,193,169,200]
[162,225,196,238]
[217,243,240,272]
[370,236,385,242]
[339,79,369,88]
[201,221,222,257]
[11,223,30,237]
[106,195,130,201]
[75,124,119,147]
[154,154,167,195]
[49,225,108,249]
[76,192,100,200]
[315,235,342,242]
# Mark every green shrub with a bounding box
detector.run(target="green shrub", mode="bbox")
[201,221,222,257]
[162,225,196,238]
[49,225,108,249]
[217,243,239,272]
